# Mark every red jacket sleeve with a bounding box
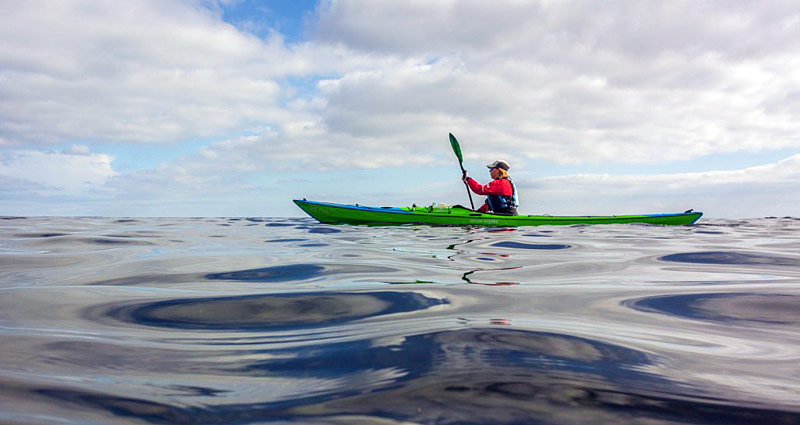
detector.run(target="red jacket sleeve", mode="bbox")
[466,178,513,196]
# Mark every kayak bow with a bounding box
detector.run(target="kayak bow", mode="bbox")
[294,199,702,226]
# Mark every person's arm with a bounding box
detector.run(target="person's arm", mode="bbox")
[466,178,508,196]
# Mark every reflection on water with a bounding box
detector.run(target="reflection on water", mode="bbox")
[99,291,448,331]
[1,216,800,424]
[206,264,327,282]
[660,251,800,266]
[627,293,800,326]
[490,241,571,250]
[206,263,399,283]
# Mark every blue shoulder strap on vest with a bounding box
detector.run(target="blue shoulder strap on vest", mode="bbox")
[509,179,519,207]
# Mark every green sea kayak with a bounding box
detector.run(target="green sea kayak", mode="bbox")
[294,199,703,226]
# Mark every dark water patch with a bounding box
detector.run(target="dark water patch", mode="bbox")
[206,264,325,282]
[89,265,326,287]
[521,233,552,238]
[164,385,230,397]
[232,327,650,396]
[210,328,733,423]
[1,216,27,220]
[114,219,139,223]
[8,327,800,424]
[264,238,308,243]
[83,238,154,246]
[205,263,398,283]
[659,251,799,267]
[89,263,397,286]
[275,371,800,425]
[265,222,297,227]
[246,218,266,223]
[491,241,571,250]
[39,340,207,374]
[102,291,447,331]
[0,378,199,424]
[88,273,201,286]
[626,293,800,326]
[307,227,342,234]
[16,232,69,238]
[237,328,798,424]
[8,364,797,425]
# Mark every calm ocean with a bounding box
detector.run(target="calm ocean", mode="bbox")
[1,216,799,424]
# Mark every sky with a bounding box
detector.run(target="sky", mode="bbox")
[1,0,799,218]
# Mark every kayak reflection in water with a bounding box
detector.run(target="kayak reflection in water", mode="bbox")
[462,159,519,215]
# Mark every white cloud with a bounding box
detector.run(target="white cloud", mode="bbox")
[521,154,800,217]
[309,0,800,165]
[0,147,117,196]
[0,0,302,146]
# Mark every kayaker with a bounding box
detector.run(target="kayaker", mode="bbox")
[462,160,519,215]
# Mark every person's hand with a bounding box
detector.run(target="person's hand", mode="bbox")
[462,170,469,183]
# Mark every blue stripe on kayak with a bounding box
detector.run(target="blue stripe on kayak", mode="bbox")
[298,200,415,215]
[642,212,703,224]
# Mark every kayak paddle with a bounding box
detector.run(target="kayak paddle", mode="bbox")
[449,133,475,210]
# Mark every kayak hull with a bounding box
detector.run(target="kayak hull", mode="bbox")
[294,200,703,226]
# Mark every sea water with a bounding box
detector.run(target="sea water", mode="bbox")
[1,216,799,424]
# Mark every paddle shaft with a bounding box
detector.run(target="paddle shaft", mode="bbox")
[461,166,475,210]
[449,133,475,210]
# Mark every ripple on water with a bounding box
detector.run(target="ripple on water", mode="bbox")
[206,264,326,282]
[205,263,399,283]
[307,227,342,234]
[625,292,800,326]
[264,238,308,243]
[659,251,799,267]
[14,232,69,238]
[247,327,800,424]
[90,263,401,286]
[491,241,571,250]
[99,291,449,331]
[36,326,794,424]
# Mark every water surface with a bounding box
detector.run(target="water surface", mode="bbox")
[1,216,800,424]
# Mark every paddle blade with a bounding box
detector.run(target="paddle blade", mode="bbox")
[449,133,463,163]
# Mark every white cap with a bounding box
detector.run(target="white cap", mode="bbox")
[486,160,510,170]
